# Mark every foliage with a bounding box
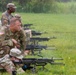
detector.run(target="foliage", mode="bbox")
[15,0,54,13]
[0,0,76,13]
[50,2,76,14]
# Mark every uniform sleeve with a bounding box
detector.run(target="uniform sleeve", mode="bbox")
[19,29,26,50]
[0,26,14,47]
[1,13,8,26]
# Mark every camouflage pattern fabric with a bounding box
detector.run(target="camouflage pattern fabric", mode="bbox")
[0,25,26,74]
[0,54,15,73]
[1,11,13,25]
[0,26,13,58]
[9,29,26,51]
[0,26,26,52]
[0,46,10,58]
[25,29,32,45]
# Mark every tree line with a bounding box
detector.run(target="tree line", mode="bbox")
[0,0,76,13]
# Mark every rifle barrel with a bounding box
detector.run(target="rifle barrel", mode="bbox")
[24,24,33,27]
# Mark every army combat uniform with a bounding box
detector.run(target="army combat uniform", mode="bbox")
[1,25,26,50]
[0,25,26,74]
[10,28,26,51]
[1,11,13,26]
[1,3,16,26]
[0,26,15,75]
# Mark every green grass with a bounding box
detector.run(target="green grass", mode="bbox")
[0,13,76,75]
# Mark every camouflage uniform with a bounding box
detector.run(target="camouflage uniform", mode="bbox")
[0,25,26,74]
[0,26,15,75]
[1,3,16,26]
[1,10,13,25]
[14,14,32,45]
[11,29,26,51]
[1,25,26,51]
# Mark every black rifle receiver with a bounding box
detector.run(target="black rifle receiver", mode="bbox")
[31,30,43,36]
[30,37,51,42]
[24,24,33,27]
[25,44,56,55]
[25,44,54,50]
[23,24,33,30]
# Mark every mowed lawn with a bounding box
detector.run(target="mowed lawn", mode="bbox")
[0,13,76,75]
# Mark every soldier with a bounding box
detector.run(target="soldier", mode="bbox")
[9,17,30,55]
[14,14,32,55]
[1,3,16,26]
[9,17,26,53]
[10,47,25,74]
[14,14,21,20]
[0,28,16,74]
[14,13,23,27]
[10,47,23,61]
[0,17,26,75]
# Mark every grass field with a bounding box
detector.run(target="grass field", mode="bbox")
[0,13,76,75]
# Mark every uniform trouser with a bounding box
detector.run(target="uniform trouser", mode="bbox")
[0,54,16,75]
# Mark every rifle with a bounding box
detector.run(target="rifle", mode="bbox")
[25,44,56,55]
[24,24,33,27]
[30,37,56,42]
[13,57,64,73]
[23,24,33,30]
[29,37,56,45]
[26,44,55,50]
[31,30,43,36]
